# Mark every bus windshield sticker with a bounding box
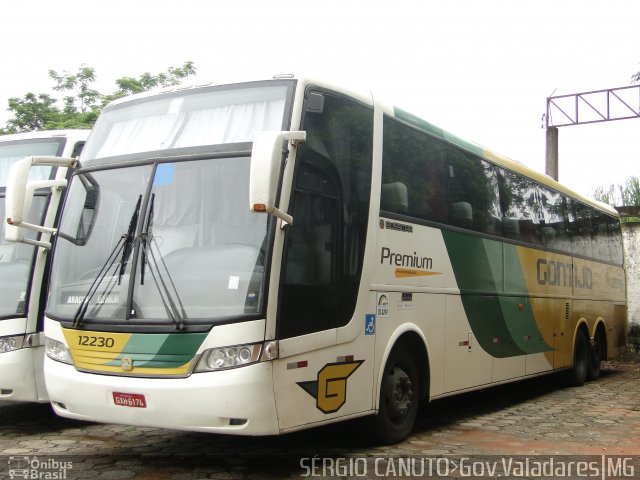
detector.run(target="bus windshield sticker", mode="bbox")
[153,163,175,186]
[228,276,240,290]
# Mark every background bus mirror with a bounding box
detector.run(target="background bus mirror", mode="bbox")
[5,156,76,249]
[249,130,306,225]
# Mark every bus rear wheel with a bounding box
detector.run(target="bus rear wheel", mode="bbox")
[587,331,605,381]
[371,347,419,444]
[567,329,589,387]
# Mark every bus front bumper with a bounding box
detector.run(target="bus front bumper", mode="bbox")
[0,347,44,402]
[45,357,280,435]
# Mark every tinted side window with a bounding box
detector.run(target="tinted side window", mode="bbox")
[498,170,542,244]
[570,201,593,258]
[538,186,571,253]
[448,151,502,235]
[382,117,448,223]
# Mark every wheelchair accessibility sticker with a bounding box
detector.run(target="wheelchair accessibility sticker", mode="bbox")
[365,314,376,335]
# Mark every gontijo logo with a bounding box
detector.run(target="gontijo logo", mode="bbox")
[380,247,441,278]
[297,360,364,414]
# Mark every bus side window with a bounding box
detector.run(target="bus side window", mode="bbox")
[381,116,448,224]
[497,169,542,245]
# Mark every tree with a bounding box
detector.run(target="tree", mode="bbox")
[103,61,196,104]
[49,64,102,115]
[594,176,640,222]
[594,176,640,206]
[1,93,60,133]
[0,62,196,135]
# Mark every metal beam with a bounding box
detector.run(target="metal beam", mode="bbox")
[546,85,640,128]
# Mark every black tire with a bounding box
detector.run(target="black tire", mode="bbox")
[567,329,589,387]
[587,331,604,381]
[371,347,420,444]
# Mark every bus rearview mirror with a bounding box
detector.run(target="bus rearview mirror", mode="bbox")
[5,156,77,249]
[249,130,306,226]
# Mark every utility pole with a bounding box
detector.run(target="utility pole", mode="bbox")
[545,85,640,181]
[545,126,558,180]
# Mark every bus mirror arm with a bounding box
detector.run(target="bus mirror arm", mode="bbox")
[5,155,77,249]
[249,131,306,226]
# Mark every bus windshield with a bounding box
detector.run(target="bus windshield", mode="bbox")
[0,139,62,186]
[81,82,291,164]
[48,158,267,326]
[0,139,63,318]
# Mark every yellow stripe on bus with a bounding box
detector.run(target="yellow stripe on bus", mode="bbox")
[395,268,442,278]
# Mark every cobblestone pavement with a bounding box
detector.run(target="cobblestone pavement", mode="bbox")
[1,363,638,479]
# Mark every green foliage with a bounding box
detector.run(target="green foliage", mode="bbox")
[1,93,60,133]
[0,62,197,135]
[594,176,640,223]
[103,61,196,105]
[594,176,640,207]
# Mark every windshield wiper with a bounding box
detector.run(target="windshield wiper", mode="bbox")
[72,195,143,327]
[139,200,187,330]
[118,195,142,284]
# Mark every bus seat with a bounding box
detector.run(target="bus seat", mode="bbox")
[152,224,198,256]
[519,219,537,243]
[541,226,557,246]
[503,218,520,239]
[381,182,408,214]
[452,202,472,228]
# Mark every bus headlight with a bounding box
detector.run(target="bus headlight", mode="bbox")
[45,338,72,364]
[0,335,24,353]
[195,343,264,372]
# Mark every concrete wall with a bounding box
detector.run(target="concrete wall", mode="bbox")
[622,222,640,326]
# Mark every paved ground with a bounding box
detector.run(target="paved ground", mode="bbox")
[1,362,639,479]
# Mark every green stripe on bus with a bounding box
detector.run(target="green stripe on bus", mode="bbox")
[394,107,484,156]
[107,332,207,368]
[442,230,552,357]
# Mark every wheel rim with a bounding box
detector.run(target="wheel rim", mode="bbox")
[384,366,413,423]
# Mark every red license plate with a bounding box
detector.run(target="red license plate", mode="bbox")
[112,392,147,408]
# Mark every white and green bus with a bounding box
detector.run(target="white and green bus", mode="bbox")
[5,78,626,442]
[1,129,88,402]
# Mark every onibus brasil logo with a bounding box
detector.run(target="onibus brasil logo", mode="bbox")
[8,456,72,479]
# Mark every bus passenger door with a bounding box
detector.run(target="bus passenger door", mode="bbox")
[271,90,375,431]
[272,162,373,431]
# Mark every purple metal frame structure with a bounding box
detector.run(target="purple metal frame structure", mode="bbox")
[546,85,640,127]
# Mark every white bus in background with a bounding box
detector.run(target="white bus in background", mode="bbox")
[4,78,626,443]
[0,129,88,402]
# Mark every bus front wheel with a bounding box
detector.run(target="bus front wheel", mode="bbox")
[372,347,419,444]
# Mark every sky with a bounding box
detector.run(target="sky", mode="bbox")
[1,0,638,200]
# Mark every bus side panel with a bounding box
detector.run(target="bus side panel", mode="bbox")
[442,294,492,392]
[372,290,446,399]
[273,314,375,431]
